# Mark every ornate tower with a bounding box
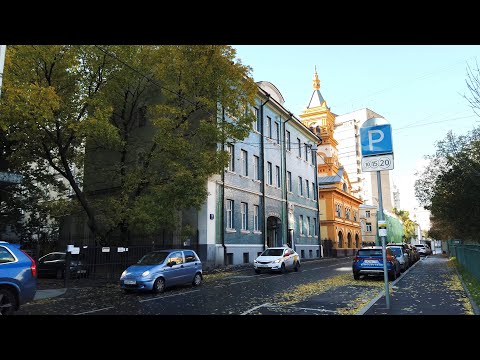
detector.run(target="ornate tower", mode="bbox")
[299,67,339,176]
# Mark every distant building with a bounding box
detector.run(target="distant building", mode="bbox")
[392,184,400,210]
[360,204,377,246]
[334,108,395,212]
[299,69,362,257]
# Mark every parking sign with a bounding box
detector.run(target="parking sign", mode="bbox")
[360,123,393,156]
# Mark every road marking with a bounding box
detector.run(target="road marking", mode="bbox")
[139,289,200,303]
[241,302,270,315]
[282,305,338,314]
[257,275,283,280]
[229,280,252,285]
[74,306,114,315]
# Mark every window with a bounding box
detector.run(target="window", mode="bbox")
[184,250,198,263]
[335,203,342,217]
[306,179,310,198]
[275,165,281,188]
[301,250,305,258]
[0,247,15,263]
[253,155,259,180]
[306,217,311,236]
[298,176,303,196]
[226,199,234,229]
[299,215,304,234]
[354,211,358,222]
[267,162,273,185]
[243,253,249,263]
[305,144,309,162]
[227,143,234,172]
[241,202,248,230]
[313,218,317,236]
[297,138,301,157]
[253,107,259,131]
[226,253,234,265]
[168,251,184,265]
[253,205,259,231]
[366,210,371,218]
[286,130,291,151]
[274,122,280,144]
[267,116,272,138]
[366,222,372,232]
[287,171,292,192]
[309,249,313,258]
[312,181,317,200]
[345,208,351,220]
[311,149,316,165]
[241,150,248,176]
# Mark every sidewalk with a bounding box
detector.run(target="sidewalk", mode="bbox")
[362,255,477,315]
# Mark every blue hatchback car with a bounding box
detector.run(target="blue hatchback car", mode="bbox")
[352,246,401,281]
[120,249,202,294]
[0,241,37,315]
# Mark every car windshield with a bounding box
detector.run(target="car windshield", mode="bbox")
[358,249,383,256]
[137,252,169,265]
[388,247,402,256]
[261,249,284,256]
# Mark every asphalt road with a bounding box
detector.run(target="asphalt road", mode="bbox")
[18,257,392,315]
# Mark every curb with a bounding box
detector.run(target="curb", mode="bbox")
[356,256,423,315]
[454,266,480,315]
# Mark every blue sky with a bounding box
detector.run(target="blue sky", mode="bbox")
[234,45,480,215]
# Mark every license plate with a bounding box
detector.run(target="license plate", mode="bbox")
[258,265,268,268]
[124,280,136,285]
[77,270,86,274]
[364,260,380,265]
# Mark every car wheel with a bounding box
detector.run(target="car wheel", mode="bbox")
[152,277,165,294]
[280,263,286,274]
[192,273,202,287]
[56,269,64,279]
[255,269,261,274]
[0,288,17,315]
[353,272,360,280]
[294,261,300,272]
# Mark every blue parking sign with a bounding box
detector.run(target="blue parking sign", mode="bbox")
[360,124,393,156]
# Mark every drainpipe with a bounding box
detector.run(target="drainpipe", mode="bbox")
[260,94,270,250]
[313,143,322,257]
[283,113,293,249]
[221,106,227,265]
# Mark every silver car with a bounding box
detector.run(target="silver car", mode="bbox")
[387,245,409,272]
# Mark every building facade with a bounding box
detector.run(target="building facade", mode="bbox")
[334,108,394,212]
[196,81,321,266]
[360,204,377,246]
[299,69,362,257]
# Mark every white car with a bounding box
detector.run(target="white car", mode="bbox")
[415,244,431,256]
[253,246,301,274]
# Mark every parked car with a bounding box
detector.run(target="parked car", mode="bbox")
[37,252,89,279]
[120,249,202,294]
[415,244,431,256]
[387,245,409,272]
[410,245,421,263]
[0,241,37,315]
[253,246,301,274]
[352,246,401,281]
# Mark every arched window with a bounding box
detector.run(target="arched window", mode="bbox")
[338,231,343,248]
[355,234,360,248]
[347,233,352,248]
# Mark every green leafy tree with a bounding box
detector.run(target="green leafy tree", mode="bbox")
[0,45,257,245]
[415,128,480,242]
[393,208,416,243]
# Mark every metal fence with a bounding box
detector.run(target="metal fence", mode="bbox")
[447,240,480,282]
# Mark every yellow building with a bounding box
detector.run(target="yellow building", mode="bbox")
[299,68,362,257]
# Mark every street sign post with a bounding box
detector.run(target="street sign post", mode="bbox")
[360,117,394,310]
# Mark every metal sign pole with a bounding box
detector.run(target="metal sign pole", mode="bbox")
[377,170,390,309]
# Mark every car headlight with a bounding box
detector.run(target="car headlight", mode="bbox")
[141,270,150,277]
[273,259,281,263]
[254,259,257,263]
[121,270,127,278]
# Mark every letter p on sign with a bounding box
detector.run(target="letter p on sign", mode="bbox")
[368,130,384,151]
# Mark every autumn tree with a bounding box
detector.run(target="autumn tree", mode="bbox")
[0,45,257,245]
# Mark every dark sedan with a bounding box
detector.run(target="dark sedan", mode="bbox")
[37,252,89,279]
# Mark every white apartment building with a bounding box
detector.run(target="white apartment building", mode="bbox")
[334,108,394,212]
